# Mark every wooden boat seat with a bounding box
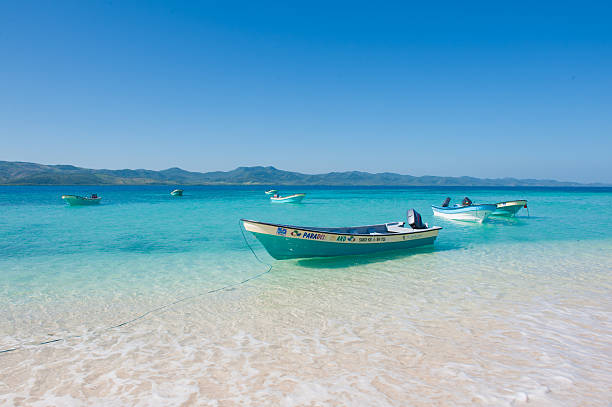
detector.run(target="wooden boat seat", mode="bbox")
[385,222,413,234]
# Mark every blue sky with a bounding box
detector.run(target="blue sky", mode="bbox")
[1,1,610,182]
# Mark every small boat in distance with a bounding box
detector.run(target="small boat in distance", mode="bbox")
[270,193,306,203]
[491,200,528,217]
[62,194,102,206]
[242,209,441,259]
[170,189,183,196]
[265,189,278,195]
[432,197,496,223]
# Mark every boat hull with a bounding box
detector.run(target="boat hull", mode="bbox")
[62,195,101,206]
[491,200,527,217]
[242,219,440,260]
[170,189,183,196]
[270,194,305,203]
[432,204,497,223]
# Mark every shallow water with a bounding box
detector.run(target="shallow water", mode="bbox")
[1,186,611,406]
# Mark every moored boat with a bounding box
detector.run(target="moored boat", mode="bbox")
[62,194,101,206]
[270,193,306,203]
[170,189,183,196]
[265,189,278,195]
[491,200,528,217]
[432,197,495,223]
[241,209,441,260]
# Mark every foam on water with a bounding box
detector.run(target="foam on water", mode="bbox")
[0,186,611,405]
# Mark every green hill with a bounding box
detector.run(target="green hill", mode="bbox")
[0,161,603,186]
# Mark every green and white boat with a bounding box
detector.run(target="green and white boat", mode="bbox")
[170,189,183,196]
[242,210,441,260]
[62,194,101,206]
[491,200,528,217]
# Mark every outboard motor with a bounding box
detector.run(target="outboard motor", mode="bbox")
[442,197,451,207]
[462,197,472,206]
[407,209,427,229]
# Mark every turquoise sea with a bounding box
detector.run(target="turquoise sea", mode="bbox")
[1,186,611,406]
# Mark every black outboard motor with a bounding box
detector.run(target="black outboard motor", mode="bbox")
[442,197,451,207]
[462,197,472,206]
[407,209,427,229]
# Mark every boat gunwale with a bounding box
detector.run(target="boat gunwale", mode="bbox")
[495,200,527,206]
[241,218,442,237]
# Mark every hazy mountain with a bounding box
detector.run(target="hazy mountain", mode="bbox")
[0,161,604,186]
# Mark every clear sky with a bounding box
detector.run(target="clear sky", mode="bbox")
[1,1,610,183]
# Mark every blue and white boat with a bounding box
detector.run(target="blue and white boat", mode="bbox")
[270,193,306,203]
[432,197,496,223]
[242,209,441,260]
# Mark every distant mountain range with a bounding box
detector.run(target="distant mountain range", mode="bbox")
[0,161,606,187]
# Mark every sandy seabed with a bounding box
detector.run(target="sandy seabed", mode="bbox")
[2,240,611,406]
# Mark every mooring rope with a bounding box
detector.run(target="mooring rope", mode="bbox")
[0,220,272,355]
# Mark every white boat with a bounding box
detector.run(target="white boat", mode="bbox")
[270,193,306,203]
[491,200,527,217]
[265,189,278,195]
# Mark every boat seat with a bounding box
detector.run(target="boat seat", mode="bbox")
[385,223,412,234]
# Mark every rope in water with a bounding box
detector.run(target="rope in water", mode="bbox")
[0,220,272,355]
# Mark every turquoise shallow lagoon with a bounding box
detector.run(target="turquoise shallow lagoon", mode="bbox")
[1,186,611,405]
